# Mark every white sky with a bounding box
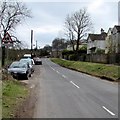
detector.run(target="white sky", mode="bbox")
[13,0,119,49]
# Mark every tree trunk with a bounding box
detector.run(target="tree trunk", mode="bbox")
[76,32,80,52]
[2,46,5,66]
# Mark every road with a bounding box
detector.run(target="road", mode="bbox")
[33,58,118,118]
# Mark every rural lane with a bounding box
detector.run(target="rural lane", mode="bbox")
[31,58,118,118]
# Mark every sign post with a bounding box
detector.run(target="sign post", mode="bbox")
[2,32,13,80]
[31,30,33,58]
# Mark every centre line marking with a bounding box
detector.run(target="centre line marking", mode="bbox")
[62,75,67,78]
[70,81,80,88]
[56,71,60,74]
[102,106,115,116]
[50,66,55,71]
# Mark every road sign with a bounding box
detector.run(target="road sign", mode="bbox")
[2,32,13,44]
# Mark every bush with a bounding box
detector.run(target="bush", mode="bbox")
[62,50,74,55]
[69,54,78,61]
[78,45,87,54]
[96,48,105,54]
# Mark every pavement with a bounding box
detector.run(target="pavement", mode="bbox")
[31,58,118,118]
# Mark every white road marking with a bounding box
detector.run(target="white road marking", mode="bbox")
[50,66,67,79]
[50,66,55,71]
[70,81,80,88]
[56,71,60,74]
[102,106,115,116]
[52,68,55,71]
[62,75,67,79]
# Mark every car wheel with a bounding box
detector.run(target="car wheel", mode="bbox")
[29,73,31,77]
[13,75,17,79]
[24,73,28,80]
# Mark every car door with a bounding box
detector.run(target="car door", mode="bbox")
[27,63,31,77]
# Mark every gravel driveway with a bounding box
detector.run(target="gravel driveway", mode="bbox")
[14,65,41,118]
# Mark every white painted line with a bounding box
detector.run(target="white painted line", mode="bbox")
[52,68,55,71]
[50,66,55,71]
[62,75,67,78]
[70,81,80,88]
[102,106,115,116]
[56,71,60,74]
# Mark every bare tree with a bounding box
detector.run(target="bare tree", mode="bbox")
[64,8,93,52]
[0,1,31,36]
[64,14,75,51]
[0,1,32,66]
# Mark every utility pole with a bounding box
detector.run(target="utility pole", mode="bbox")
[36,40,37,50]
[118,1,120,55]
[31,30,33,57]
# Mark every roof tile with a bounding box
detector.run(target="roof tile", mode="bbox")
[88,32,107,41]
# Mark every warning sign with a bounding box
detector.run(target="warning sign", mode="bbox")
[2,32,13,44]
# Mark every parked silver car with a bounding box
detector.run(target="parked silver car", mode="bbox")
[19,58,34,73]
[8,61,31,80]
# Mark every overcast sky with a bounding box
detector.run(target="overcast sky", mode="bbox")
[14,0,119,49]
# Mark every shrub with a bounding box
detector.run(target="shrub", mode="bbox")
[96,48,105,54]
[69,54,78,61]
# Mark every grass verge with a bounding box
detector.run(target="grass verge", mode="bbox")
[2,79,29,118]
[51,58,120,81]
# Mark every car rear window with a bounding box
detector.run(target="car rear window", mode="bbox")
[10,62,27,68]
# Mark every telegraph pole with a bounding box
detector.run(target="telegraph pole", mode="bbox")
[118,2,120,56]
[31,30,33,57]
[36,40,37,50]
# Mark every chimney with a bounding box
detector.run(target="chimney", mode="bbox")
[101,28,104,34]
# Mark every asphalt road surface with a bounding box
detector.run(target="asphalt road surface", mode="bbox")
[33,58,118,118]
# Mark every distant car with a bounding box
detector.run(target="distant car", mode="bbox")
[23,54,35,59]
[8,61,31,80]
[23,54,31,59]
[19,58,34,73]
[33,57,42,65]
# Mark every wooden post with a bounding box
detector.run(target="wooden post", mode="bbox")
[31,30,33,58]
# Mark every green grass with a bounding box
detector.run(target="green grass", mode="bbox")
[2,80,29,118]
[51,58,120,81]
[0,81,2,119]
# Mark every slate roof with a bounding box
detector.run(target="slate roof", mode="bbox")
[115,25,120,32]
[88,32,107,41]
